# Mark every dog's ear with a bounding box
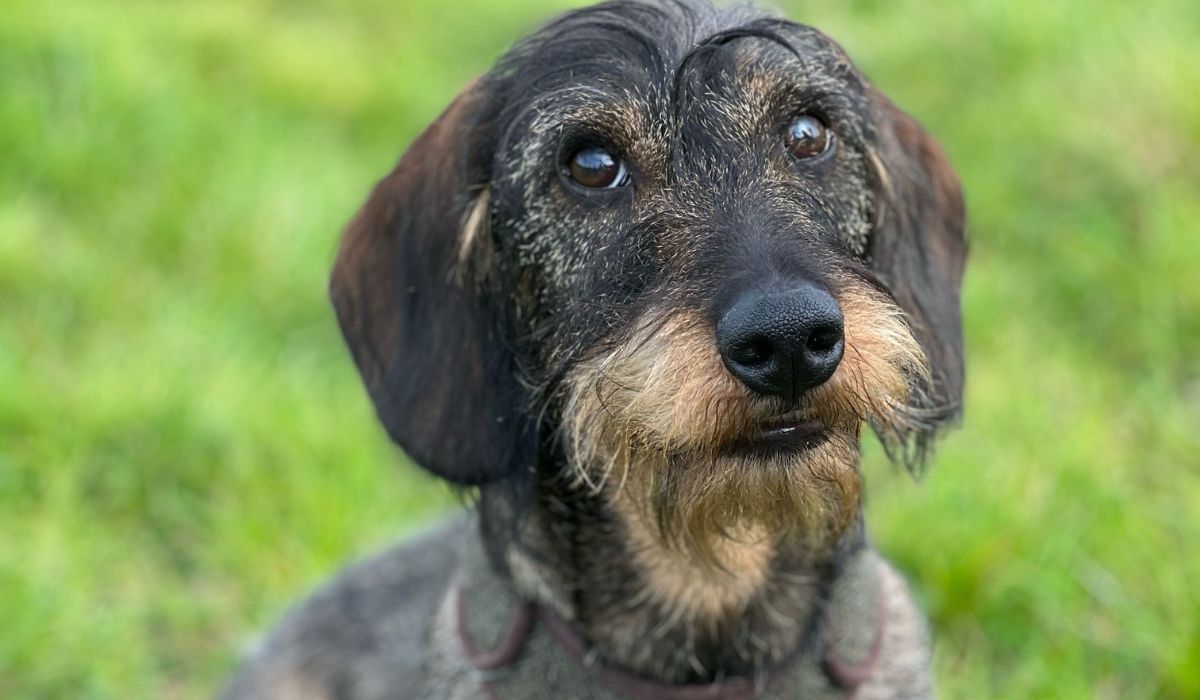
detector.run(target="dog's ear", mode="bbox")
[865,89,967,444]
[329,84,533,485]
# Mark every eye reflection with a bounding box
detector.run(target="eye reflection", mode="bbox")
[784,115,831,159]
[567,146,629,189]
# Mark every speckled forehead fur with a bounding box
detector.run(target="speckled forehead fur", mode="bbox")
[471,0,883,369]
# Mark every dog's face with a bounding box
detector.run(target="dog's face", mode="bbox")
[331,0,965,557]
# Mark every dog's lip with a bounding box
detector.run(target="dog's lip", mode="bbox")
[758,413,825,446]
[721,410,828,457]
[758,408,824,438]
[758,420,825,443]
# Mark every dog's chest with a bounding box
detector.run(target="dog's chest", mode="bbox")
[418,533,913,700]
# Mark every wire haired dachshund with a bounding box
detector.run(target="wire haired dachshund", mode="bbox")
[224,1,966,697]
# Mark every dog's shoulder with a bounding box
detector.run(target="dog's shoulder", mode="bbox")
[221,514,469,700]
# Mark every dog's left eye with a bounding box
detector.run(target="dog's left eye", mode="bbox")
[567,146,630,189]
[785,115,832,159]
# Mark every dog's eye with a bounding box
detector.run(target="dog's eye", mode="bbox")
[785,115,831,159]
[567,146,629,189]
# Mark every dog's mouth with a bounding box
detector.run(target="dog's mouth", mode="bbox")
[719,408,829,459]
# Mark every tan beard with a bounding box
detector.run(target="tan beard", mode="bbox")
[561,280,928,565]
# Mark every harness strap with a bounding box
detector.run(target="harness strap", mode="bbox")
[823,572,887,697]
[537,607,761,700]
[455,588,535,671]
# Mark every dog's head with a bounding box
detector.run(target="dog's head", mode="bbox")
[331,0,965,555]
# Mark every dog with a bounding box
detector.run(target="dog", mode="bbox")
[222,0,965,697]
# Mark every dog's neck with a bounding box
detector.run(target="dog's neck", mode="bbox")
[477,474,866,685]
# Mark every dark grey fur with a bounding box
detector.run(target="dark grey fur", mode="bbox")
[223,0,965,697]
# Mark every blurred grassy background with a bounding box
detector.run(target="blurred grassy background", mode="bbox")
[1,0,1197,697]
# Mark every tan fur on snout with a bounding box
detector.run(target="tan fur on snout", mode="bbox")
[560,277,930,616]
[811,278,931,446]
[564,314,757,471]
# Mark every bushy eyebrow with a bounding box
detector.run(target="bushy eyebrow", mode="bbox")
[670,20,811,113]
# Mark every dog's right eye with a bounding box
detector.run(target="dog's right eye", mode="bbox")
[566,146,629,189]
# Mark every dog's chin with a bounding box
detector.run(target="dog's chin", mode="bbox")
[615,424,863,565]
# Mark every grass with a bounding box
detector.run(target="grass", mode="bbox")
[1,0,1197,697]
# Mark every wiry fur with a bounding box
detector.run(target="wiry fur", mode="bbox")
[225,0,966,696]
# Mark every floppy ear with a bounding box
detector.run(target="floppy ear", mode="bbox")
[866,89,967,445]
[329,84,533,485]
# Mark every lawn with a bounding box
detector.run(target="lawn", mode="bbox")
[1,0,1197,697]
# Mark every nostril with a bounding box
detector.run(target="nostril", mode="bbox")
[806,325,842,354]
[730,337,773,366]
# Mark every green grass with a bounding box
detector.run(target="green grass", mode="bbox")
[1,0,1197,697]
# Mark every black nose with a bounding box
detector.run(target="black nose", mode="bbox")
[716,285,845,402]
